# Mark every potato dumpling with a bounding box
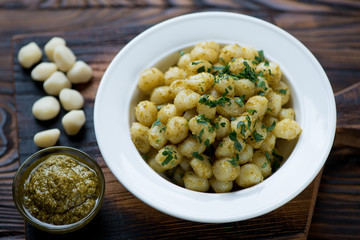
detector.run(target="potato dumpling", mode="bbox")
[165,116,189,144]
[215,135,246,159]
[238,144,253,165]
[138,67,164,92]
[216,97,245,118]
[235,163,263,188]
[130,122,151,153]
[61,110,86,136]
[59,88,84,111]
[183,170,210,192]
[188,116,216,146]
[228,58,255,75]
[31,62,57,82]
[272,81,290,106]
[197,95,217,120]
[135,100,158,127]
[185,59,212,77]
[278,108,295,120]
[185,72,214,94]
[214,115,231,139]
[190,41,219,63]
[266,91,282,117]
[219,43,243,63]
[157,104,181,124]
[45,37,66,61]
[273,118,301,140]
[172,167,185,187]
[53,45,76,72]
[230,114,255,140]
[209,177,233,193]
[148,121,167,149]
[233,78,255,100]
[43,71,72,96]
[247,121,268,149]
[240,46,259,60]
[32,96,60,121]
[150,86,175,105]
[252,151,272,178]
[178,136,206,158]
[190,154,213,179]
[18,42,42,68]
[164,67,186,86]
[174,89,200,112]
[255,61,282,86]
[67,60,92,84]
[155,145,182,170]
[245,95,268,120]
[177,53,192,69]
[260,132,277,153]
[212,158,240,182]
[33,128,60,148]
[214,74,235,97]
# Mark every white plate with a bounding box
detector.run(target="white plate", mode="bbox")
[94,12,336,223]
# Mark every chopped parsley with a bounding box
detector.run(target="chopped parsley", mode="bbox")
[179,50,185,56]
[220,122,226,127]
[192,152,204,161]
[229,131,243,152]
[228,154,239,167]
[198,128,205,143]
[197,66,206,73]
[196,114,211,125]
[246,109,257,115]
[192,61,203,65]
[234,95,245,106]
[199,94,217,108]
[266,121,276,132]
[152,118,162,127]
[279,89,287,94]
[237,121,246,137]
[161,146,176,166]
[252,130,264,142]
[255,50,265,64]
[204,139,210,147]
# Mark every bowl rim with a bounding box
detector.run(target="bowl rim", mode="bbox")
[94,11,336,223]
[12,146,105,233]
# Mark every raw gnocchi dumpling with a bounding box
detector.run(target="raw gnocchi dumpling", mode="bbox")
[33,128,60,148]
[18,42,43,68]
[61,110,86,136]
[32,96,60,121]
[59,88,84,111]
[31,62,57,82]
[43,71,72,96]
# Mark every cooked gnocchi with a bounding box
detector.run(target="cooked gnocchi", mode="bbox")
[131,41,301,193]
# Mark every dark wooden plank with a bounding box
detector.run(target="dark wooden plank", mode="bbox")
[12,24,318,240]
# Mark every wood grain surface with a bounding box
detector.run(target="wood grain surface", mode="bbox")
[1,0,360,239]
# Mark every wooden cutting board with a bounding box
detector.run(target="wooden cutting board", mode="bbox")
[12,26,322,239]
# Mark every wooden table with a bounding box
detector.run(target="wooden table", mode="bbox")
[1,1,359,239]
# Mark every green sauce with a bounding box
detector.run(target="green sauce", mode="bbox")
[23,154,100,225]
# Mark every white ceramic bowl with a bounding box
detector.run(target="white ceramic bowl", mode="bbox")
[94,12,336,223]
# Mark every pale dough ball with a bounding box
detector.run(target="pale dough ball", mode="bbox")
[44,37,66,61]
[209,177,233,193]
[273,118,301,140]
[43,71,72,96]
[138,67,164,92]
[183,170,210,192]
[18,42,43,68]
[32,96,60,121]
[53,45,76,72]
[61,110,86,136]
[31,62,57,82]
[235,163,263,188]
[67,61,93,84]
[33,128,60,148]
[135,100,158,127]
[59,88,84,111]
[130,122,151,153]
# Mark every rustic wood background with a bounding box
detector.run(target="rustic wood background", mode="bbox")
[1,0,360,239]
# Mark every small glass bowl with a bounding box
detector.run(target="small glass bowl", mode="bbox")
[12,146,105,234]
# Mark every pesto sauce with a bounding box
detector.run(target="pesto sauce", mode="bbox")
[23,154,99,225]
